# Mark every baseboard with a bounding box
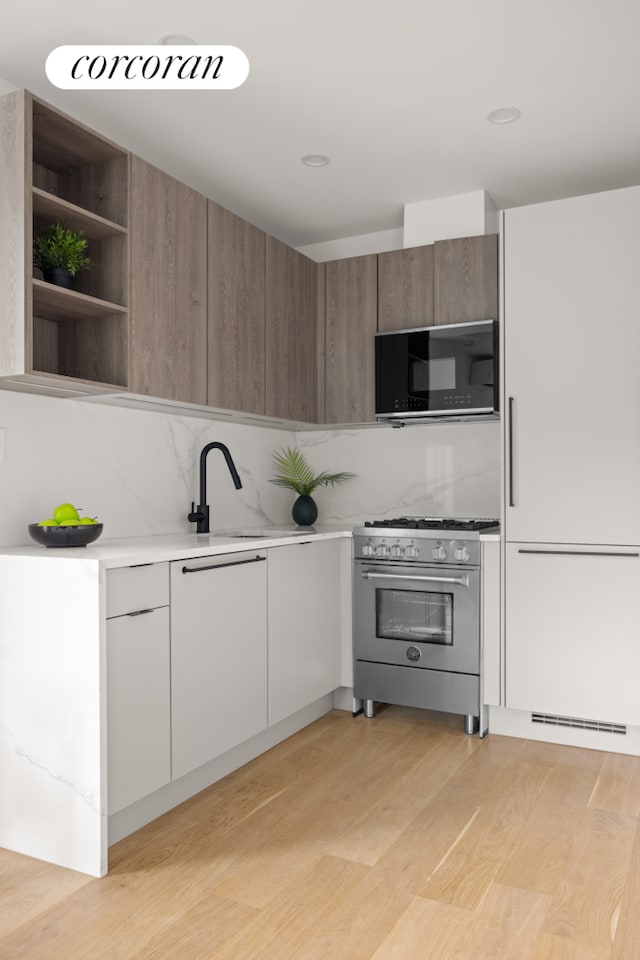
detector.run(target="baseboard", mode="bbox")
[489,705,640,755]
[333,686,354,711]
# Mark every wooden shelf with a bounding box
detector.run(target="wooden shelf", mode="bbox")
[33,188,127,239]
[32,278,127,322]
[32,96,125,171]
[24,370,127,393]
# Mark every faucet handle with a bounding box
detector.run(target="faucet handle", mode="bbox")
[188,502,202,523]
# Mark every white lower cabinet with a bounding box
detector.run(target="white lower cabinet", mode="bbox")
[505,543,640,724]
[267,539,340,725]
[108,541,343,808]
[170,551,268,780]
[106,564,171,814]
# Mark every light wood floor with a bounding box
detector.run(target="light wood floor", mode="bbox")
[2,706,640,959]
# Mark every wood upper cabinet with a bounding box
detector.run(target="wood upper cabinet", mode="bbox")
[433,234,498,325]
[324,254,377,423]
[377,244,435,331]
[207,200,266,415]
[129,157,207,404]
[0,90,130,393]
[265,236,319,422]
[377,236,497,333]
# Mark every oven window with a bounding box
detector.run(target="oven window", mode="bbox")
[375,588,453,645]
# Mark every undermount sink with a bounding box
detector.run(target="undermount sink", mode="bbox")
[215,529,314,539]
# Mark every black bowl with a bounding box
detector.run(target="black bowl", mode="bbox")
[28,523,104,548]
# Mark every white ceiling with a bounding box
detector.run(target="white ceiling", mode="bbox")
[1,0,639,247]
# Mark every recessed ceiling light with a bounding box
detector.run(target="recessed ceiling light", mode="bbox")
[158,34,197,45]
[301,154,331,167]
[487,106,521,124]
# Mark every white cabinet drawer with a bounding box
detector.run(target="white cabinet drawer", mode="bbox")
[106,562,169,618]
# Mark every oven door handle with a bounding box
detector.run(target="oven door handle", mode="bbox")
[361,571,469,587]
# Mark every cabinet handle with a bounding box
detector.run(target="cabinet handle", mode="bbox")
[181,554,266,574]
[518,549,639,558]
[508,396,515,507]
[126,608,155,617]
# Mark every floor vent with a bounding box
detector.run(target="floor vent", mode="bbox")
[531,712,627,735]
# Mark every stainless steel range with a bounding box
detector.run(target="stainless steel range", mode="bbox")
[352,517,499,736]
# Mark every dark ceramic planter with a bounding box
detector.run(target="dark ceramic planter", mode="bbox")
[292,495,318,526]
[43,267,73,288]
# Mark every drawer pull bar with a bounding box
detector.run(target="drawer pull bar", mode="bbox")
[182,555,266,574]
[518,549,639,558]
[126,608,154,617]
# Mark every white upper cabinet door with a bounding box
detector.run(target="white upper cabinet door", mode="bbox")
[503,185,640,545]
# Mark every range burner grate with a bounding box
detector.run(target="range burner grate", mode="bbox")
[363,517,499,532]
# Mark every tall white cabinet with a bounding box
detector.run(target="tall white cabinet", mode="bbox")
[502,185,640,725]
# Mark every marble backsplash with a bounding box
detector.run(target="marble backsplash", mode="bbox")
[0,391,500,547]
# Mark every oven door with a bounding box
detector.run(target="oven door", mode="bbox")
[354,560,480,673]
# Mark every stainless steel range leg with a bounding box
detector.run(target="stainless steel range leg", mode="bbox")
[464,714,479,735]
[364,699,376,718]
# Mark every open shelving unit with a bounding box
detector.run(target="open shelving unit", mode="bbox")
[26,95,130,390]
[0,91,130,395]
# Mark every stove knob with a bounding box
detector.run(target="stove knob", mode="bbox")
[361,542,375,557]
[432,543,447,561]
[390,544,404,559]
[376,543,390,558]
[454,545,470,562]
[404,544,419,559]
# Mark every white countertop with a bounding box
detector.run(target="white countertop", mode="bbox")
[0,523,501,566]
[0,525,353,568]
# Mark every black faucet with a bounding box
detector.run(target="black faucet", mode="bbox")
[188,442,243,533]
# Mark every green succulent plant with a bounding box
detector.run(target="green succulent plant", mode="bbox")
[270,447,355,496]
[33,221,93,277]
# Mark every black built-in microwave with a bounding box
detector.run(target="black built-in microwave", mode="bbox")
[375,319,498,422]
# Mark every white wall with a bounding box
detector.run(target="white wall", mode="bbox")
[0,78,18,96]
[296,191,499,261]
[298,422,500,523]
[0,391,500,547]
[297,227,403,263]
[0,391,295,546]
[403,190,499,246]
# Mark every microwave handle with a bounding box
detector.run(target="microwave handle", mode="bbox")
[508,396,515,507]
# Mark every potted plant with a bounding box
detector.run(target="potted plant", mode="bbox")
[270,446,355,526]
[33,221,93,288]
